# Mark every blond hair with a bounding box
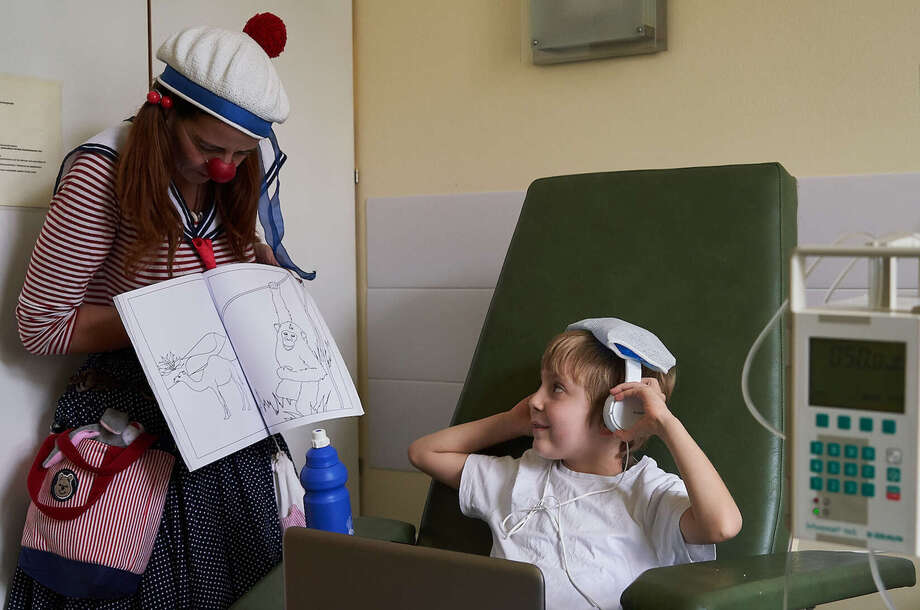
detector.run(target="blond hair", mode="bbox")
[541,330,677,426]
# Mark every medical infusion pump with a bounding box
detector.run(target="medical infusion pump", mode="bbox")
[790,245,920,555]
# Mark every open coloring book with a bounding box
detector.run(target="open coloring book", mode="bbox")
[113,263,364,471]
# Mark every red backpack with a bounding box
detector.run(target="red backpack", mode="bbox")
[18,415,173,599]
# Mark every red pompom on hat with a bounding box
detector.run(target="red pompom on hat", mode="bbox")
[243,12,287,58]
[156,14,290,137]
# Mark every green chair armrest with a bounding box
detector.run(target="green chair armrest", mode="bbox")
[621,550,916,610]
[230,517,417,609]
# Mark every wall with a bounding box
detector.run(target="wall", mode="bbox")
[0,1,356,600]
[355,0,920,203]
[355,2,920,607]
[0,2,148,599]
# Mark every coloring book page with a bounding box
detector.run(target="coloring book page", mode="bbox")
[114,264,363,471]
[205,263,362,431]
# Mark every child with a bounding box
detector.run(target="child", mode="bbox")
[408,319,742,610]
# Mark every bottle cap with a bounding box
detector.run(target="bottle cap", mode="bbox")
[311,428,330,448]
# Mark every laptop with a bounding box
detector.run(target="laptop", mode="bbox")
[283,527,545,610]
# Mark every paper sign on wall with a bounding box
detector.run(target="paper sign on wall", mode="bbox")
[0,73,62,207]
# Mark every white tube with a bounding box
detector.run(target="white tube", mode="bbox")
[740,299,788,440]
[868,547,897,610]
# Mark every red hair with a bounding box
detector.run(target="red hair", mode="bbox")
[115,87,259,275]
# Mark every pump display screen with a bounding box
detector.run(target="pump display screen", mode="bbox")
[809,337,906,413]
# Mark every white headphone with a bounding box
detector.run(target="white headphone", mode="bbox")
[603,356,645,432]
[566,318,676,433]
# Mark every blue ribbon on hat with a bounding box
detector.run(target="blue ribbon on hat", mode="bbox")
[259,132,316,280]
[159,65,313,279]
[159,66,273,138]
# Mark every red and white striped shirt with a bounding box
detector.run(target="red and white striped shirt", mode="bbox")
[17,151,254,355]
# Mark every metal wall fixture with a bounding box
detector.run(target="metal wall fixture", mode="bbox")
[529,0,667,65]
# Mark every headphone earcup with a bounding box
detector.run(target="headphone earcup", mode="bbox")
[604,394,645,432]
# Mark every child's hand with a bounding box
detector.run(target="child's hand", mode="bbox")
[608,377,676,444]
[508,394,534,438]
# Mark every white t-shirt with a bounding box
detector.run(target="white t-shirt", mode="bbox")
[459,450,715,610]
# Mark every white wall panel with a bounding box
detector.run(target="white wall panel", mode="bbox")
[0,207,84,595]
[0,2,148,597]
[367,288,493,382]
[367,192,524,288]
[0,1,148,151]
[366,379,462,471]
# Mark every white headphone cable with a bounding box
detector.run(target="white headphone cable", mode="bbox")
[501,442,632,610]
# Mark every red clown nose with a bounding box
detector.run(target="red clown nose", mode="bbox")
[206,158,236,183]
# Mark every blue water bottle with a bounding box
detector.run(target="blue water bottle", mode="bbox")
[301,428,354,535]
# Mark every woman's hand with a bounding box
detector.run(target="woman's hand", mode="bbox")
[255,242,279,265]
[608,377,677,444]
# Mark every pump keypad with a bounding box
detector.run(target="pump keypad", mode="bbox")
[808,412,905,521]
[806,405,911,529]
[810,437,875,478]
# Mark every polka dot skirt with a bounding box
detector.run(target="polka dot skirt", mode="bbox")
[6,349,286,609]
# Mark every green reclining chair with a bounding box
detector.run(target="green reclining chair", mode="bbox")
[235,163,915,609]
[415,163,915,609]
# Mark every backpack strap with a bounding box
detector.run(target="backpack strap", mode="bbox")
[27,431,156,521]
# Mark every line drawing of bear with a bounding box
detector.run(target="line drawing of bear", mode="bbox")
[269,281,333,415]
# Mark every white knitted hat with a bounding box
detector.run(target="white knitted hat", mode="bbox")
[155,14,289,139]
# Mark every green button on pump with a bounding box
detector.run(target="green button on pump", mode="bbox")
[810,459,823,473]
[882,420,896,434]
[844,463,858,477]
[810,441,823,455]
[859,418,873,432]
[828,443,841,457]
[888,468,901,482]
[838,416,851,430]
[844,445,858,459]
[861,483,875,497]
[827,479,840,493]
[862,465,875,479]
[811,477,823,491]
[827,461,840,475]
[862,447,875,461]
[816,414,830,428]
[844,481,858,495]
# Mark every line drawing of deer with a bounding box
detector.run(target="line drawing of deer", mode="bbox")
[158,332,250,420]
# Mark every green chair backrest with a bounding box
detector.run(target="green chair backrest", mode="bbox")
[417,163,797,561]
